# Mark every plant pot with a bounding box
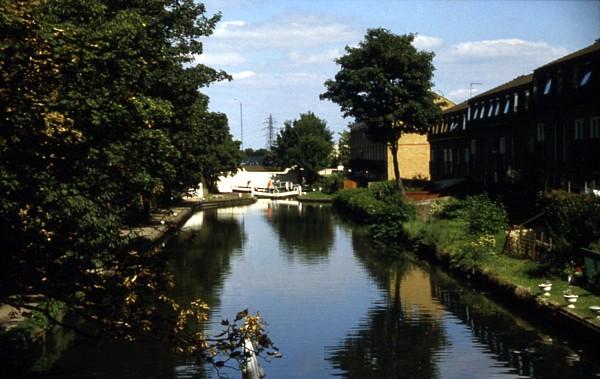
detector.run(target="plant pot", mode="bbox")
[538,283,552,296]
[563,294,579,309]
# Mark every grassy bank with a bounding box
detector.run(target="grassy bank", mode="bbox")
[333,185,600,330]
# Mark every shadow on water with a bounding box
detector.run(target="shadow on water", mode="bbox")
[265,202,334,264]
[326,228,600,379]
[163,209,245,308]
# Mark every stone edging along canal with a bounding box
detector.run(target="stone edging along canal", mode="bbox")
[411,237,600,354]
[124,194,257,251]
[0,195,257,335]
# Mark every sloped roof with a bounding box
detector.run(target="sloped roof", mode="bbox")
[470,74,533,101]
[536,40,600,71]
[443,100,468,114]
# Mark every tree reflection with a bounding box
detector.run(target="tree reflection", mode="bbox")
[327,231,447,378]
[429,269,600,379]
[266,203,334,264]
[164,210,245,307]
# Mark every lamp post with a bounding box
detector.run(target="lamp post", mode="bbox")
[234,98,243,150]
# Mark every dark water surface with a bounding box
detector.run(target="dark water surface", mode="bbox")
[40,200,599,378]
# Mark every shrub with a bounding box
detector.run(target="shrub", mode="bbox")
[314,173,344,194]
[430,194,507,235]
[371,194,416,241]
[540,190,600,259]
[462,194,508,235]
[452,234,496,273]
[333,188,415,242]
[333,188,384,221]
[429,197,464,220]
[367,180,400,200]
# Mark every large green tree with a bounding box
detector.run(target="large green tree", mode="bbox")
[271,112,334,184]
[0,0,264,371]
[321,29,441,195]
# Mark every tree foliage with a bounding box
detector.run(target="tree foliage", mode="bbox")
[270,112,334,183]
[321,29,442,194]
[0,0,261,372]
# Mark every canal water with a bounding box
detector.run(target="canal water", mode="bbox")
[40,200,598,378]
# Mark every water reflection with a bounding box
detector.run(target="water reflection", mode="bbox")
[164,210,245,307]
[328,235,448,378]
[265,201,334,264]
[429,270,598,378]
[326,229,599,379]
[32,202,600,378]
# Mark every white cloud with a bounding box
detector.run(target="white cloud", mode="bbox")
[231,70,257,80]
[449,39,567,61]
[447,88,480,102]
[216,71,326,88]
[413,35,445,51]
[288,48,342,64]
[211,15,358,49]
[193,52,245,66]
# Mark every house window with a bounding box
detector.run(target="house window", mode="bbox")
[557,70,563,93]
[524,90,530,111]
[499,136,506,154]
[467,106,471,121]
[513,93,519,112]
[591,117,600,139]
[537,123,545,142]
[472,104,479,120]
[580,69,592,87]
[503,96,510,114]
[494,99,500,116]
[543,77,552,95]
[443,148,453,176]
[487,101,494,117]
[480,104,485,119]
[450,120,458,131]
[462,114,467,130]
[574,118,585,140]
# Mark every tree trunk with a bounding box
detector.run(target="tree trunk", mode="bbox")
[389,140,406,197]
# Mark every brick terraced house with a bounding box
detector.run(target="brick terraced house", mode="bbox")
[429,40,600,190]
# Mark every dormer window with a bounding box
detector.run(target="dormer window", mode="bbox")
[543,78,552,95]
[479,104,485,119]
[580,69,591,86]
[487,101,494,117]
[503,96,510,114]
[494,99,500,116]
[513,93,519,112]
[473,105,479,119]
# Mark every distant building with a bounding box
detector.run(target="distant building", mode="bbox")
[429,39,600,190]
[349,95,454,181]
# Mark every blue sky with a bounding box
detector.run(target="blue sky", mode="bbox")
[197,0,600,149]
